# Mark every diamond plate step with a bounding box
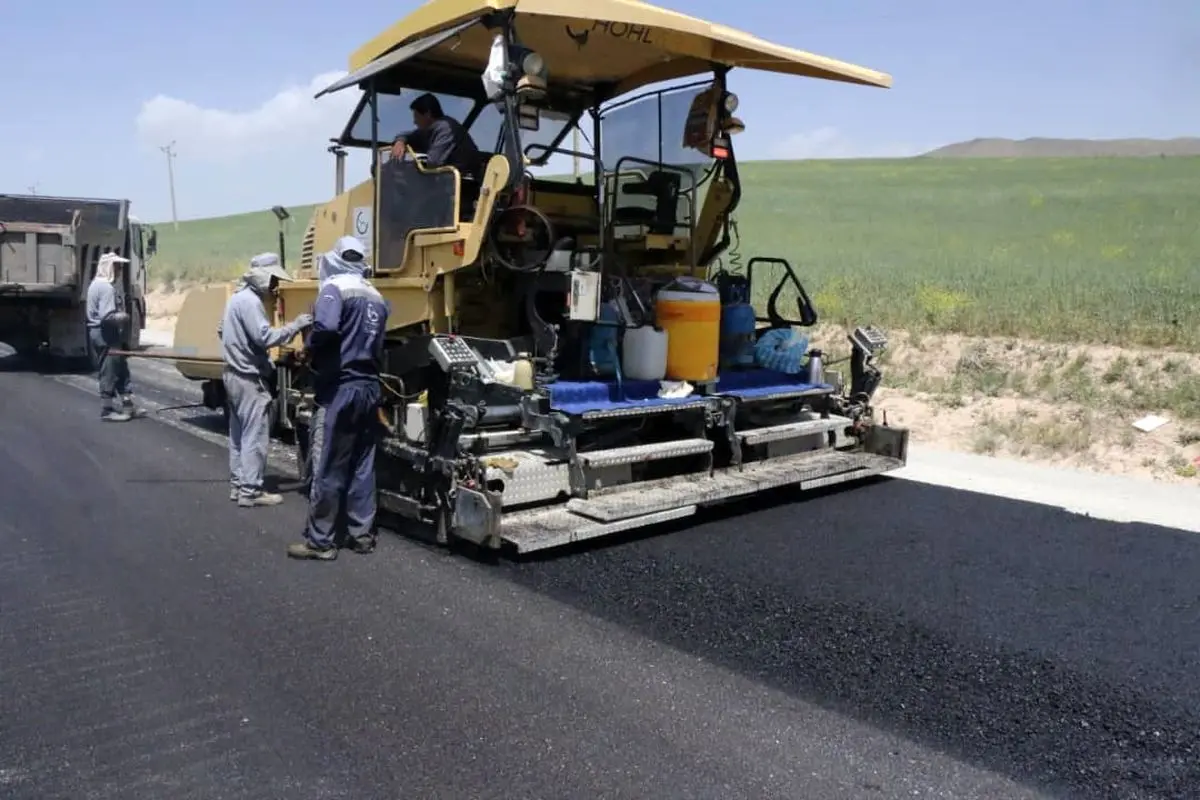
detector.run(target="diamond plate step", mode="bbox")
[564,450,902,524]
[576,438,713,468]
[579,398,710,420]
[738,417,845,446]
[500,505,698,553]
[731,385,834,402]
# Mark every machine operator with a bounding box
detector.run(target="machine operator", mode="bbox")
[86,252,141,422]
[389,92,484,217]
[287,236,391,562]
[218,253,313,508]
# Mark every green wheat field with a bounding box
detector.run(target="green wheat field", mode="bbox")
[149,156,1200,350]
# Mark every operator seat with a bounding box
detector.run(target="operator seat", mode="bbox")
[612,170,682,235]
[375,157,459,269]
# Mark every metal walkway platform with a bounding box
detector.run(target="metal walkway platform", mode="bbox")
[499,449,903,553]
[544,368,833,419]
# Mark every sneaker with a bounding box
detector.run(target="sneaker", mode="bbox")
[287,542,337,561]
[237,492,284,508]
[120,396,146,418]
[229,488,239,502]
[101,409,133,422]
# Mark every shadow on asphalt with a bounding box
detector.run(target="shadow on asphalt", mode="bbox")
[0,341,159,376]
[0,350,91,375]
[177,411,227,435]
[494,477,1200,799]
[174,409,302,449]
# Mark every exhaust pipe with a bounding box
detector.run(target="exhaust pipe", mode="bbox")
[328,143,347,195]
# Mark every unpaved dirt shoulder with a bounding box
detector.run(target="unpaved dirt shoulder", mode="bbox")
[806,328,1200,485]
[144,287,192,335]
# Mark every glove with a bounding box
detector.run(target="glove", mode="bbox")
[291,313,314,331]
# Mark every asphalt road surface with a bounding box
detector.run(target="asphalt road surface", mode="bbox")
[1,351,1198,799]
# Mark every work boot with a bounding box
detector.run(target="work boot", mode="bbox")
[345,535,376,555]
[237,491,284,508]
[101,407,132,422]
[287,542,337,561]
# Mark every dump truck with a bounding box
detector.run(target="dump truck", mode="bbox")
[171,0,908,554]
[0,194,154,364]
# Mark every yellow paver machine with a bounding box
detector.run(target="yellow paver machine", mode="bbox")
[172,0,907,553]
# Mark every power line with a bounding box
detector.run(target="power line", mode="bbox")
[159,141,179,231]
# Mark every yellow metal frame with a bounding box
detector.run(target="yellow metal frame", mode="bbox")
[173,0,890,381]
[269,152,511,350]
[350,0,891,94]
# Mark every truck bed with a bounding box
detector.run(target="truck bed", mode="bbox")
[0,194,128,291]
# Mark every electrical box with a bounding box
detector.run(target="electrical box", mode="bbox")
[568,270,600,321]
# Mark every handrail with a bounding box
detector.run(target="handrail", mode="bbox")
[523,143,597,168]
[598,79,715,116]
[605,155,697,257]
[746,256,818,328]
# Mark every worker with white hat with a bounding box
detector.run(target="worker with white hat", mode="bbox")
[287,236,389,561]
[85,251,139,421]
[217,252,312,507]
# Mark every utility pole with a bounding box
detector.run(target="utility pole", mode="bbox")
[159,141,179,230]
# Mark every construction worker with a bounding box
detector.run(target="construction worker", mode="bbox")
[288,236,390,561]
[389,93,484,219]
[317,235,374,282]
[390,93,482,176]
[85,252,141,421]
[293,235,374,496]
[218,253,312,507]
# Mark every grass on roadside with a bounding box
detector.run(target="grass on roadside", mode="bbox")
[148,206,316,289]
[145,156,1200,349]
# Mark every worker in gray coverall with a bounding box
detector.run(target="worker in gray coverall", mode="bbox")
[217,253,313,507]
[85,252,141,422]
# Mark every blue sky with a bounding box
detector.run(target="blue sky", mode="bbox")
[4,0,1196,222]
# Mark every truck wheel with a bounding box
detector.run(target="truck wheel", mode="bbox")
[129,304,143,351]
[267,398,281,437]
[294,421,313,496]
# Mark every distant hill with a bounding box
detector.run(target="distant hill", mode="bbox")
[922,137,1200,159]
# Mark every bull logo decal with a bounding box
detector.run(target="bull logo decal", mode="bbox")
[564,25,589,49]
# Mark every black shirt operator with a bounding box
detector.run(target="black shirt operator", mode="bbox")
[390,92,482,179]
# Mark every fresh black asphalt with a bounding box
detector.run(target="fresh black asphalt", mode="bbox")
[1,354,1197,799]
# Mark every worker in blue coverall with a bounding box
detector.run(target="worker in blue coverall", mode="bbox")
[287,236,390,561]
